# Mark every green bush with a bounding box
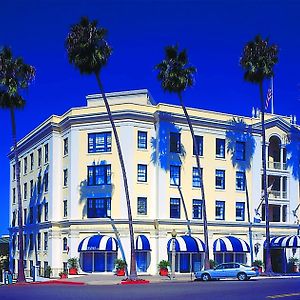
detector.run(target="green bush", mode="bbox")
[67,257,79,269]
[114,259,127,270]
[158,260,170,270]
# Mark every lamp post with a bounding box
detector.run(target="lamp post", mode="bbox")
[171,229,177,280]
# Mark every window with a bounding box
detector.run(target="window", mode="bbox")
[12,188,16,204]
[29,207,33,224]
[192,167,202,188]
[236,202,245,221]
[63,138,68,155]
[37,233,41,250]
[283,205,287,222]
[24,234,27,250]
[88,132,112,153]
[216,138,225,158]
[13,164,16,180]
[170,165,181,186]
[30,180,33,198]
[215,201,225,220]
[44,232,48,250]
[63,237,68,251]
[12,211,16,227]
[138,131,147,149]
[63,169,68,186]
[24,157,27,174]
[29,234,34,251]
[87,165,111,185]
[63,200,68,218]
[24,183,27,200]
[44,202,48,221]
[193,135,203,156]
[44,172,49,192]
[30,153,34,170]
[137,197,147,215]
[24,208,27,224]
[193,199,203,219]
[44,144,49,163]
[63,262,68,272]
[38,148,42,167]
[37,175,42,194]
[236,141,245,161]
[37,204,41,223]
[170,198,180,218]
[170,132,181,153]
[215,169,225,189]
[87,198,111,218]
[236,171,245,191]
[137,164,147,182]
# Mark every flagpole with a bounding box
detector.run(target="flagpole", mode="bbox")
[271,76,274,114]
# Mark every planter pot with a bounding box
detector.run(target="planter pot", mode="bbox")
[116,269,125,276]
[293,265,299,273]
[159,268,169,276]
[59,274,68,279]
[69,268,78,275]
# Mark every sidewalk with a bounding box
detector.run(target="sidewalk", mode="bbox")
[2,272,300,286]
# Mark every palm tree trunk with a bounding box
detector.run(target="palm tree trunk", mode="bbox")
[245,174,254,265]
[178,94,210,270]
[259,82,272,274]
[176,185,191,236]
[95,73,137,280]
[10,107,26,282]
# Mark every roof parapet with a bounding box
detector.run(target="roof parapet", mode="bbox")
[86,89,156,107]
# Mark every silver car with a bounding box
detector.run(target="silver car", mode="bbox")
[195,262,259,281]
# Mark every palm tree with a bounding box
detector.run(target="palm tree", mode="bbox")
[226,117,256,264]
[0,47,35,282]
[240,35,278,274]
[156,45,210,269]
[65,17,137,280]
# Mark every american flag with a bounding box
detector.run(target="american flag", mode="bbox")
[265,88,272,110]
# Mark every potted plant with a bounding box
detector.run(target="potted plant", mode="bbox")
[59,271,68,279]
[158,260,170,276]
[114,259,127,276]
[68,257,79,275]
[288,257,299,273]
[44,265,52,278]
[209,259,217,269]
[252,260,264,273]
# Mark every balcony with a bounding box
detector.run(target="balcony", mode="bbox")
[267,161,287,171]
[268,190,288,200]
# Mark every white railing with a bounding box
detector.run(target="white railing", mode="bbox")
[266,190,288,199]
[267,161,287,170]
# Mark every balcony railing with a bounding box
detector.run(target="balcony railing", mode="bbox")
[267,161,287,170]
[265,190,288,199]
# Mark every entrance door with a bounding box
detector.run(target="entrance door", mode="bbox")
[264,248,285,273]
[94,253,105,272]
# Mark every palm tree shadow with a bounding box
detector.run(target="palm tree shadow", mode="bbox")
[151,113,191,234]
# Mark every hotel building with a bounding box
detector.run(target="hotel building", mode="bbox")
[8,89,300,276]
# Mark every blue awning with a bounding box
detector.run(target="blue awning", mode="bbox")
[264,235,300,248]
[167,235,205,252]
[78,235,118,252]
[213,236,250,253]
[135,235,151,251]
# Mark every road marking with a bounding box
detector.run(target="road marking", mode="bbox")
[267,293,300,298]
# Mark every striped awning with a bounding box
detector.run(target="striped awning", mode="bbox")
[135,235,151,251]
[78,235,118,252]
[167,235,205,252]
[264,235,300,248]
[213,236,250,253]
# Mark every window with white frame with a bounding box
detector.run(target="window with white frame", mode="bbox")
[236,141,245,161]
[193,199,203,219]
[137,164,147,182]
[88,132,112,153]
[170,132,181,153]
[236,171,245,191]
[193,135,203,156]
[137,197,147,215]
[192,167,202,188]
[88,165,111,185]
[215,200,225,220]
[236,202,245,221]
[215,169,225,189]
[170,165,181,186]
[137,131,147,149]
[216,138,225,158]
[170,198,180,218]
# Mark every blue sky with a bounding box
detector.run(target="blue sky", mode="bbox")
[0,0,299,235]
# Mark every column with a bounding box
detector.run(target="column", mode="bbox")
[280,177,283,199]
[280,146,284,170]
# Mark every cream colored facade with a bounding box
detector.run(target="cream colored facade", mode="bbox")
[8,89,300,276]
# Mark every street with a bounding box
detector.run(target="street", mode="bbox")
[1,278,300,300]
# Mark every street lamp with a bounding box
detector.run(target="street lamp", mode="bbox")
[171,229,177,280]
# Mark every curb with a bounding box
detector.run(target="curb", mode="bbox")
[5,280,86,286]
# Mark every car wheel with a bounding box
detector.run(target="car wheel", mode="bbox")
[237,272,248,281]
[201,273,211,281]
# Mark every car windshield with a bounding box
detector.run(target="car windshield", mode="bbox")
[240,264,251,267]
